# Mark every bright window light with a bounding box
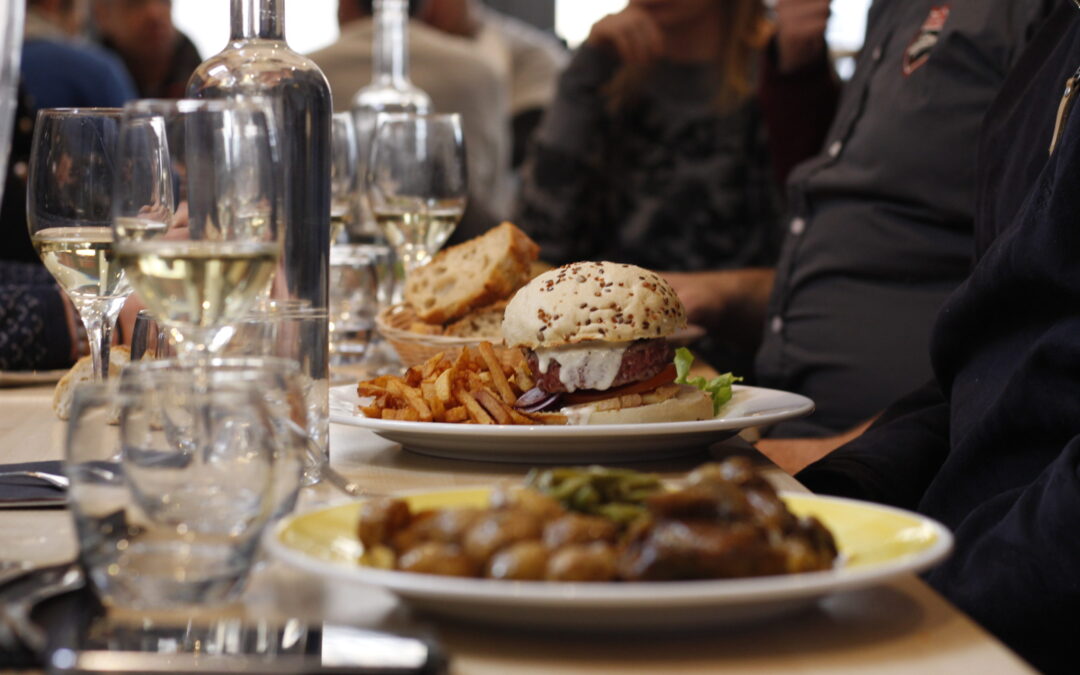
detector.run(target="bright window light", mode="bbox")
[555,0,626,48]
[172,0,340,59]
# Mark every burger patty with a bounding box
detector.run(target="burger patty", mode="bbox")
[528,339,673,394]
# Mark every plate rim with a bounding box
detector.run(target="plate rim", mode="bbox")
[265,491,954,608]
[329,383,815,437]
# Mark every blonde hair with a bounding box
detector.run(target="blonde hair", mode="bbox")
[605,1,772,114]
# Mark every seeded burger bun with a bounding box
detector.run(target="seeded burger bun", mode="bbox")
[503,261,712,425]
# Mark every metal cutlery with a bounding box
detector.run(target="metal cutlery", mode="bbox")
[0,562,85,652]
[0,470,70,490]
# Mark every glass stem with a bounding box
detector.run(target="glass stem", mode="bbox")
[78,298,125,381]
[84,313,111,381]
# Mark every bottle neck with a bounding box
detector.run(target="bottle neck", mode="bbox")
[372,0,410,86]
[231,0,285,41]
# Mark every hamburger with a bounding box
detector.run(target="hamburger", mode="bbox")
[502,261,715,424]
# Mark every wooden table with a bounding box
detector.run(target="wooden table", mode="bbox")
[0,383,1033,674]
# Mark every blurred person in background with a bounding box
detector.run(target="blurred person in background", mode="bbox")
[516,0,838,378]
[310,0,513,229]
[12,1,137,266]
[0,260,84,371]
[663,0,1056,472]
[419,0,568,170]
[22,0,137,109]
[93,0,202,99]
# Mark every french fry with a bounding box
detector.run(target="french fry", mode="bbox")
[421,353,447,379]
[360,405,383,418]
[475,388,513,425]
[478,341,517,404]
[434,368,454,403]
[356,342,567,426]
[445,405,469,422]
[387,379,433,422]
[456,388,494,424]
[421,381,446,422]
[509,349,534,392]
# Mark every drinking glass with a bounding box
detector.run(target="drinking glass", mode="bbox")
[66,358,305,609]
[111,99,281,358]
[330,111,358,244]
[27,109,132,380]
[329,243,391,369]
[366,112,466,277]
[223,300,329,485]
[0,0,23,206]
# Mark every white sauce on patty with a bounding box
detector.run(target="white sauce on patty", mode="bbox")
[534,341,631,392]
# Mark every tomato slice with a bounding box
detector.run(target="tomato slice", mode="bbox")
[561,364,678,406]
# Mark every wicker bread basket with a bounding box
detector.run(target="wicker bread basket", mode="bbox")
[376,304,503,368]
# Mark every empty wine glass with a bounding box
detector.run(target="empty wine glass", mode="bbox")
[366,112,466,278]
[27,108,131,380]
[111,99,282,358]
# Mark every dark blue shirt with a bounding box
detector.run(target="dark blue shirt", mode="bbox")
[799,5,1080,671]
[21,39,137,110]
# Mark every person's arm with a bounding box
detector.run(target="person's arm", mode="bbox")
[921,441,1080,673]
[663,268,774,354]
[758,0,839,186]
[756,416,875,475]
[796,380,950,510]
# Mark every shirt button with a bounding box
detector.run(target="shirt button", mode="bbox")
[770,316,783,334]
[872,46,883,61]
[828,140,843,158]
[790,217,806,235]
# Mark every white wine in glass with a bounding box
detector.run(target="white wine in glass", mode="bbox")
[112,99,282,357]
[27,109,131,379]
[367,112,467,275]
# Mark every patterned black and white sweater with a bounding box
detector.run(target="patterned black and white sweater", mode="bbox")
[515,45,781,272]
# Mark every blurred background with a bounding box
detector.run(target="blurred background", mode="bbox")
[171,0,871,66]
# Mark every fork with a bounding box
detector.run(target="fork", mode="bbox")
[0,471,69,489]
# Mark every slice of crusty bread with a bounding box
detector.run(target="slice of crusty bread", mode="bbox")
[52,345,130,420]
[404,222,539,324]
[444,301,508,339]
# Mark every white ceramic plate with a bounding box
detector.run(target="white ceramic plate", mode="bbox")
[267,488,953,631]
[329,384,814,463]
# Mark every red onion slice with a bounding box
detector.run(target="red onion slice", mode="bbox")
[515,387,562,413]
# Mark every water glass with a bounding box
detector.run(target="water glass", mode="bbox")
[224,301,329,483]
[66,360,304,609]
[329,243,393,368]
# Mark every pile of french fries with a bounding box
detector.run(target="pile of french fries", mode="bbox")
[357,342,567,425]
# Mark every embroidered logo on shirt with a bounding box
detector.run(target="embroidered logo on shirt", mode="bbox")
[903,5,950,76]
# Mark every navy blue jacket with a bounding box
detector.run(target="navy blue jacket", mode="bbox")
[799,4,1080,672]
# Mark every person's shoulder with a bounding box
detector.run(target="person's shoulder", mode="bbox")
[24,39,131,86]
[307,23,372,64]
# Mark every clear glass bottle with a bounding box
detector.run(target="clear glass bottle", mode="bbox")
[351,0,433,116]
[187,0,331,469]
[351,0,433,239]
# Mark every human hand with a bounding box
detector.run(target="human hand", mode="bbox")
[774,0,830,73]
[586,5,664,67]
[664,271,732,328]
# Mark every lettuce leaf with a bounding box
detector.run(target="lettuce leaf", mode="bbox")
[673,347,742,416]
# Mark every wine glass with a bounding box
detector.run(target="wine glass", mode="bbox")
[111,99,282,358]
[27,109,131,380]
[330,112,358,244]
[366,112,467,279]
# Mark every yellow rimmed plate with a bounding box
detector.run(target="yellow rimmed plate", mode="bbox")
[266,488,952,631]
